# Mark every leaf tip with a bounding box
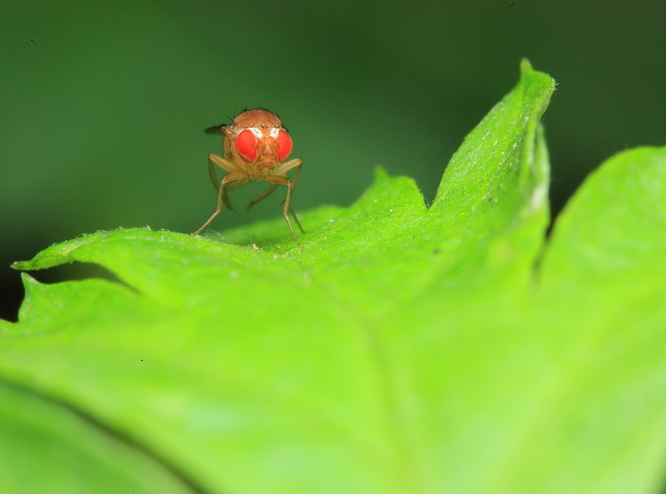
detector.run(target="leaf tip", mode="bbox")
[520,58,534,75]
[372,165,390,184]
[11,261,23,271]
[519,58,556,94]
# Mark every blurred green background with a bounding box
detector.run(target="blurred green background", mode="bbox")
[2,1,665,321]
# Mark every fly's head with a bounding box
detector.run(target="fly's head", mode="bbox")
[221,109,293,171]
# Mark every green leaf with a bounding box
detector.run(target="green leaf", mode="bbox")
[527,146,666,494]
[4,62,665,493]
[0,380,196,494]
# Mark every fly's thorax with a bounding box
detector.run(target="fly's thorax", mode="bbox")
[232,109,282,129]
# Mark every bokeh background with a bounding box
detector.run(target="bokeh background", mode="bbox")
[2,1,665,321]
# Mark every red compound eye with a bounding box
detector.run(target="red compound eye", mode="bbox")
[276,130,292,162]
[235,129,258,162]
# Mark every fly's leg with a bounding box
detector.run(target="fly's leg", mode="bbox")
[247,181,304,233]
[271,158,305,234]
[289,207,305,234]
[191,172,248,236]
[287,165,305,233]
[270,177,302,247]
[247,184,279,211]
[209,154,238,210]
[265,167,304,247]
[282,180,303,247]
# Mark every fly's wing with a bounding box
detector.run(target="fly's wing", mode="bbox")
[204,125,223,134]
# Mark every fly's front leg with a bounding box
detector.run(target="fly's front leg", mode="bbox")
[209,154,238,210]
[191,172,248,236]
[289,161,302,191]
[282,179,303,248]
[272,158,302,176]
[287,164,305,233]
[265,173,303,248]
[271,159,305,233]
[209,153,243,175]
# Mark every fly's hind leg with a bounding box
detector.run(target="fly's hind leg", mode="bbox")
[247,184,279,211]
[289,207,305,234]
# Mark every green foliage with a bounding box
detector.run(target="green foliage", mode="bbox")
[2,60,665,494]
